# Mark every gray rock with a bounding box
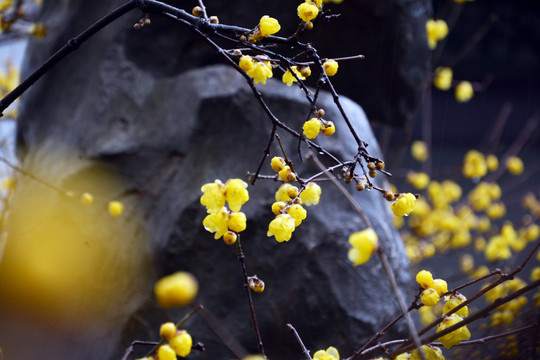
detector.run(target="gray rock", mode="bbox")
[4,1,413,359]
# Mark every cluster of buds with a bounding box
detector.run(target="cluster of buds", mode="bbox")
[133,15,151,30]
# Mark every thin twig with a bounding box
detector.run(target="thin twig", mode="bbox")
[121,340,159,360]
[0,1,138,115]
[236,235,266,358]
[287,324,311,360]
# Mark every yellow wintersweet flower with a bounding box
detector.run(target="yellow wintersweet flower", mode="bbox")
[228,212,247,233]
[455,81,474,102]
[323,59,339,76]
[275,183,298,202]
[300,182,322,206]
[411,140,428,162]
[347,228,379,266]
[313,346,339,360]
[270,156,286,172]
[108,200,124,217]
[321,121,336,136]
[391,193,416,217]
[506,156,524,175]
[432,278,448,296]
[486,202,506,219]
[462,149,487,179]
[203,207,229,239]
[201,180,226,213]
[486,154,498,171]
[159,322,177,340]
[303,117,321,139]
[426,19,449,49]
[442,180,462,202]
[421,288,440,306]
[278,165,295,182]
[443,293,469,317]
[224,178,249,212]
[247,60,273,84]
[410,345,445,360]
[524,224,539,241]
[485,235,511,261]
[282,66,306,86]
[170,330,193,357]
[258,15,281,37]
[433,66,453,90]
[267,214,296,242]
[406,172,430,189]
[288,204,307,226]
[239,55,254,72]
[436,314,471,348]
[297,1,319,22]
[154,271,198,308]
[157,344,176,360]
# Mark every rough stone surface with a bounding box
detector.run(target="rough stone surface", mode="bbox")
[6,1,415,359]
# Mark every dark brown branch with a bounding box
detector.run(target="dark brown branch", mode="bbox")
[0,1,138,116]
[236,235,266,358]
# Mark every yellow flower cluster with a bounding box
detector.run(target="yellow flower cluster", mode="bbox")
[391,193,416,217]
[151,323,193,360]
[484,221,534,262]
[267,180,321,242]
[426,19,449,49]
[282,66,306,86]
[270,156,297,182]
[416,270,448,306]
[239,55,274,84]
[486,278,528,327]
[347,228,379,266]
[468,181,501,212]
[302,117,336,139]
[415,271,472,348]
[201,179,249,244]
[462,149,488,179]
[154,271,199,308]
[313,346,339,360]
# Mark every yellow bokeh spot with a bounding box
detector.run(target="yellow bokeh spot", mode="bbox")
[0,145,150,341]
